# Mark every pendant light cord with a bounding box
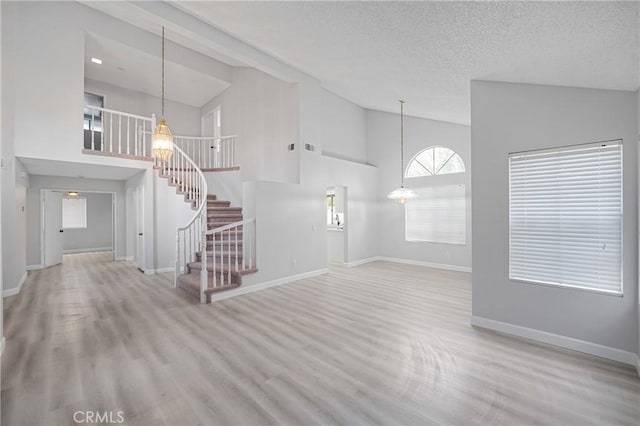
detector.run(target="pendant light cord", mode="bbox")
[161,26,165,118]
[399,100,405,188]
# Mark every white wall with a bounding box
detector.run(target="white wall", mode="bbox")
[1,3,27,293]
[2,1,205,172]
[63,192,113,253]
[205,170,242,207]
[85,79,201,137]
[152,172,196,272]
[471,80,638,354]
[1,0,4,347]
[242,150,379,286]
[26,176,127,265]
[201,67,299,184]
[321,89,368,163]
[367,110,472,269]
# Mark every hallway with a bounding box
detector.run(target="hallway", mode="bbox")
[2,253,639,425]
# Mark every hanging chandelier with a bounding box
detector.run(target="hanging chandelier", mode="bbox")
[387,100,417,204]
[152,26,174,163]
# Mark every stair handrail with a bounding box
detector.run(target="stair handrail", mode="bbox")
[205,217,256,290]
[163,143,209,303]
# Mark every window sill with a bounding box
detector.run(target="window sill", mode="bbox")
[509,276,623,297]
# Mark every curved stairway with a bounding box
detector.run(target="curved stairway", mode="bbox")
[157,170,257,303]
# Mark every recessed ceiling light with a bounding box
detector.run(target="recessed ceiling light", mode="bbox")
[91,57,102,65]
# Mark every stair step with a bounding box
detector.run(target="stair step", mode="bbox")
[207,213,244,220]
[196,251,244,261]
[207,206,241,212]
[177,273,240,302]
[207,222,243,230]
[206,200,231,207]
[187,261,255,274]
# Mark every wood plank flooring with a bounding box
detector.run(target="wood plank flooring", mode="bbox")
[2,252,639,425]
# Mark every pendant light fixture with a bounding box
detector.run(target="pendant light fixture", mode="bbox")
[152,26,174,162]
[387,100,417,204]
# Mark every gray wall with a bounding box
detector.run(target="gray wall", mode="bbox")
[63,192,113,253]
[471,80,638,353]
[27,176,126,265]
[367,109,472,269]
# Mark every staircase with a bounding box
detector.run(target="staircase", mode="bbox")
[155,142,257,303]
[80,103,255,303]
[179,195,257,301]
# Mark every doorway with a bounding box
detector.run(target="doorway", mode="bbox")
[41,189,116,266]
[132,184,146,272]
[201,106,221,139]
[326,186,347,265]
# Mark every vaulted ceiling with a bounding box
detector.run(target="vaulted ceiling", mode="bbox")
[85,1,640,125]
[173,1,639,124]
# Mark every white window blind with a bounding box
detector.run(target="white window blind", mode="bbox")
[406,184,466,244]
[509,141,623,295]
[63,197,87,229]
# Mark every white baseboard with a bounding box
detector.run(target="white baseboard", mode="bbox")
[635,354,640,377]
[346,256,472,273]
[210,268,329,302]
[3,271,27,298]
[115,256,126,261]
[26,264,42,271]
[125,256,134,261]
[63,247,112,254]
[346,257,379,268]
[471,315,637,367]
[154,267,175,274]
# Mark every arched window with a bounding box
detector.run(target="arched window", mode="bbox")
[406,146,465,178]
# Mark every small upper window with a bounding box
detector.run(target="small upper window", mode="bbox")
[406,147,465,178]
[63,197,87,229]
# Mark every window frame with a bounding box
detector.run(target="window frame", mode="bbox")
[508,140,624,297]
[405,146,466,178]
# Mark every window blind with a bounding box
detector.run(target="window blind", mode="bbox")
[405,184,466,244]
[63,197,87,229]
[509,141,623,294]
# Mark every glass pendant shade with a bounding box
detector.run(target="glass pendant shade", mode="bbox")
[387,186,417,204]
[152,26,173,163]
[152,118,174,162]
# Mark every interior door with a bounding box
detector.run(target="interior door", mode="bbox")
[43,190,63,266]
[135,186,145,272]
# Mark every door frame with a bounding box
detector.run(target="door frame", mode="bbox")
[40,189,117,266]
[133,185,146,272]
[201,105,221,138]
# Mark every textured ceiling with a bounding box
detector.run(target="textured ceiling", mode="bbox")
[174,1,639,124]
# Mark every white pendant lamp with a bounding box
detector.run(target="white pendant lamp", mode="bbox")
[152,26,174,163]
[387,100,417,204]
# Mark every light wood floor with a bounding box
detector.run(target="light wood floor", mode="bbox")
[2,252,639,426]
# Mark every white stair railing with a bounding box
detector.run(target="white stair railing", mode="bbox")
[205,218,256,290]
[157,144,209,303]
[173,135,239,170]
[84,105,155,157]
